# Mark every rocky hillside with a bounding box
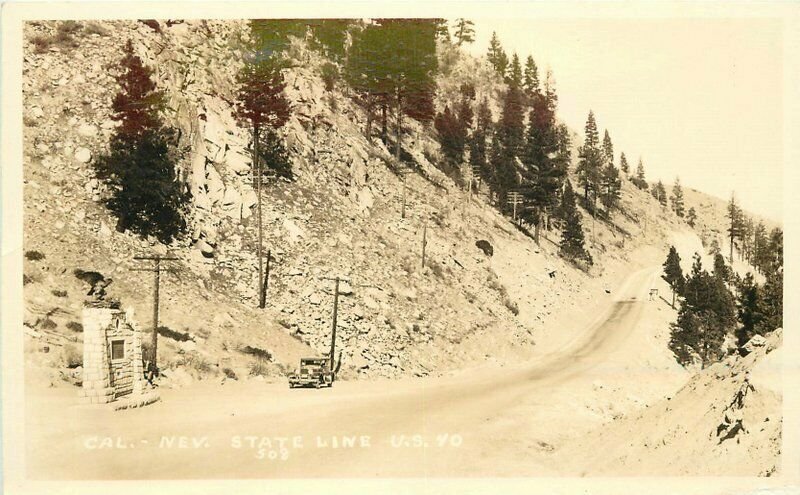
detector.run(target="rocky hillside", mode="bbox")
[21,19,745,386]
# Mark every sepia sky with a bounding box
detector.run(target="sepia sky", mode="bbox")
[466,18,784,222]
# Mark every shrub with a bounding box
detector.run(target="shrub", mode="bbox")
[427,259,445,279]
[84,21,110,37]
[249,358,270,377]
[157,326,193,342]
[30,35,53,54]
[239,345,272,361]
[25,250,45,261]
[222,367,238,380]
[23,274,35,285]
[181,353,212,374]
[63,344,82,368]
[51,289,68,298]
[40,318,57,330]
[320,62,339,92]
[66,321,83,332]
[503,295,520,316]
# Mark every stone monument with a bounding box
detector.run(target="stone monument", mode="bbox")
[80,306,153,407]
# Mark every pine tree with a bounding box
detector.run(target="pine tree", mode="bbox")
[686,207,697,228]
[670,252,737,368]
[653,180,667,207]
[726,193,744,262]
[523,55,540,100]
[519,81,566,241]
[631,157,648,190]
[558,180,592,265]
[453,18,475,46]
[486,32,508,76]
[662,246,684,308]
[619,152,629,175]
[94,40,189,243]
[576,111,603,206]
[600,161,621,211]
[434,105,466,166]
[752,221,768,273]
[713,252,730,285]
[506,53,523,87]
[602,130,614,166]
[736,272,764,346]
[469,98,493,188]
[670,176,685,217]
[234,55,292,175]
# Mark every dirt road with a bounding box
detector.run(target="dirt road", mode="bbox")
[26,265,674,479]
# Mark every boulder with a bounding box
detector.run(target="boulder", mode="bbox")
[475,239,493,257]
[741,334,768,356]
[196,239,215,258]
[74,147,92,163]
[77,123,97,137]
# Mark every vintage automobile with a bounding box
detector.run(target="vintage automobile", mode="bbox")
[288,357,334,389]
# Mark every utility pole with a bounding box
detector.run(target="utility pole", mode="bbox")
[319,275,351,378]
[402,172,407,219]
[421,222,428,269]
[244,167,277,309]
[507,191,523,224]
[262,249,272,308]
[132,255,178,373]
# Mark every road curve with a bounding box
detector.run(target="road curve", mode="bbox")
[27,266,659,479]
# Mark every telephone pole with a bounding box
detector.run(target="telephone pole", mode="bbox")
[244,168,277,308]
[318,275,382,378]
[507,191,523,224]
[421,222,428,269]
[132,254,178,373]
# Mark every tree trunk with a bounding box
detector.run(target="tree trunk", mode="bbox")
[395,94,402,161]
[381,101,388,144]
[365,98,374,142]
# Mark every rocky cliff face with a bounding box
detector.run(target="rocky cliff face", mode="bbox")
[23,20,694,383]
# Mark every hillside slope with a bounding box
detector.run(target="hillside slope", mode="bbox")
[551,329,782,476]
[21,19,750,387]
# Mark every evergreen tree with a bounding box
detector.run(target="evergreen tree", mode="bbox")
[469,98,493,187]
[757,266,783,334]
[752,221,768,273]
[687,206,697,228]
[95,40,189,243]
[345,22,391,142]
[727,193,744,262]
[631,157,648,190]
[735,272,764,346]
[486,32,508,76]
[619,152,629,175]
[600,161,621,211]
[670,176,685,217]
[507,53,523,87]
[662,245,684,307]
[523,55,540,100]
[713,252,731,285]
[653,180,668,207]
[453,18,475,46]
[576,111,603,205]
[519,81,566,241]
[234,54,292,178]
[434,105,466,166]
[375,19,438,158]
[670,252,737,368]
[602,130,614,166]
[558,180,592,265]
[257,128,293,180]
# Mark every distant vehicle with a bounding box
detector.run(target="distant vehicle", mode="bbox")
[288,357,334,389]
